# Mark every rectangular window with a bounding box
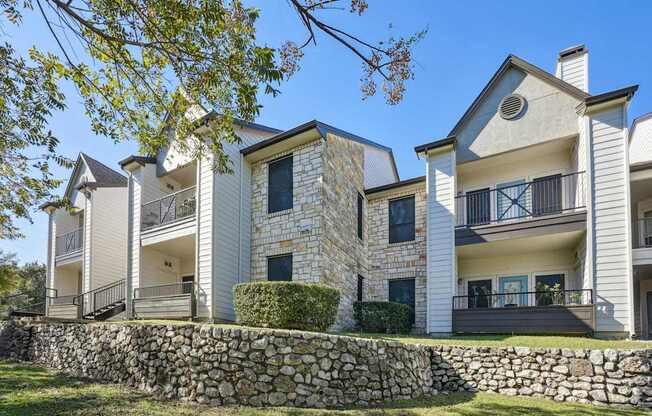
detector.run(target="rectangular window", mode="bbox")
[466,188,490,225]
[496,180,527,221]
[532,174,562,217]
[268,155,293,213]
[388,278,415,325]
[357,275,364,302]
[267,254,293,281]
[467,279,492,309]
[357,193,364,240]
[535,274,565,306]
[389,196,415,243]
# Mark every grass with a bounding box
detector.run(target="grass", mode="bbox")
[0,360,646,416]
[92,319,652,350]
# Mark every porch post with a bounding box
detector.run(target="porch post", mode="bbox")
[44,207,57,315]
[423,142,457,334]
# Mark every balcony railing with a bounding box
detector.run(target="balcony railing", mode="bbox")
[633,218,652,249]
[141,186,197,231]
[55,228,83,256]
[452,288,593,310]
[455,172,586,227]
[134,281,194,298]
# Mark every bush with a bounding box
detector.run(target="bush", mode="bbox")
[353,301,412,334]
[233,281,340,332]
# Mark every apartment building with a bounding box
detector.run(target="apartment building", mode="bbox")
[39,45,652,339]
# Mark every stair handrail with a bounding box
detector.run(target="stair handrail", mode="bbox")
[74,279,126,318]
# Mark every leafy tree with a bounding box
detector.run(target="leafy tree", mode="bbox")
[0,250,20,297]
[0,0,425,239]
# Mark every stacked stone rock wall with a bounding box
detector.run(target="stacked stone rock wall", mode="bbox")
[1,320,650,409]
[366,182,427,332]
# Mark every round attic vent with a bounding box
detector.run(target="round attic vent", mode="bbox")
[499,94,526,120]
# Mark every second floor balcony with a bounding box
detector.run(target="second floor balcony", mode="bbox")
[141,186,197,231]
[55,227,83,258]
[455,171,586,228]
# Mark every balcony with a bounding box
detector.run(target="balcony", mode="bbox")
[455,172,587,245]
[133,281,195,320]
[633,218,652,266]
[55,228,83,262]
[452,289,595,334]
[141,186,197,231]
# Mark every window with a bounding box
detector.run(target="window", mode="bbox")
[181,275,194,294]
[389,278,415,325]
[466,188,490,225]
[532,174,562,217]
[268,155,293,213]
[357,275,364,302]
[535,274,565,306]
[389,196,415,243]
[267,254,292,281]
[467,280,492,309]
[357,193,364,240]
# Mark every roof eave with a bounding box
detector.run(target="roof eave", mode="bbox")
[414,136,457,155]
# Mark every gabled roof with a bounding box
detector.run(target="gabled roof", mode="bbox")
[241,119,400,181]
[448,54,590,137]
[365,176,425,195]
[64,153,127,198]
[118,155,158,169]
[198,110,282,134]
[630,112,652,142]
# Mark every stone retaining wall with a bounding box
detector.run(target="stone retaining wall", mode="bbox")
[1,320,651,409]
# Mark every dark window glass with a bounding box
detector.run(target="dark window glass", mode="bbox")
[267,254,293,281]
[268,156,293,213]
[357,193,364,240]
[389,278,415,325]
[466,188,490,225]
[357,275,364,302]
[535,274,565,306]
[389,196,415,243]
[467,280,492,309]
[182,275,194,294]
[533,174,562,217]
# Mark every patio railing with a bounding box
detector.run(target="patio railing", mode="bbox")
[55,227,83,256]
[134,281,194,298]
[452,288,593,310]
[633,218,652,249]
[141,186,197,230]
[455,172,586,227]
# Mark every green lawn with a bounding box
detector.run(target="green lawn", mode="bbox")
[96,320,652,350]
[0,360,645,416]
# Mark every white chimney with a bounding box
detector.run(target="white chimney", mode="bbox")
[556,44,589,93]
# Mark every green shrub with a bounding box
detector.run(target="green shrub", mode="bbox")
[234,281,340,332]
[353,301,412,334]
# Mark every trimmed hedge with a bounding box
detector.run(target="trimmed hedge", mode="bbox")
[234,281,340,332]
[353,301,412,334]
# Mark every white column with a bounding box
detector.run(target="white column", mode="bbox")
[425,146,457,334]
[196,154,214,320]
[45,209,56,314]
[126,169,143,319]
[587,104,635,336]
[82,192,92,292]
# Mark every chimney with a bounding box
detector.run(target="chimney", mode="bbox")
[556,44,589,93]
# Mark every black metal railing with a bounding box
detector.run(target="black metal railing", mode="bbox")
[134,281,194,299]
[141,186,197,230]
[55,227,83,256]
[453,288,593,310]
[455,172,586,227]
[633,218,652,249]
[75,279,125,318]
[1,288,56,317]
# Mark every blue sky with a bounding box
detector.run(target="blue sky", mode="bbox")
[3,1,652,264]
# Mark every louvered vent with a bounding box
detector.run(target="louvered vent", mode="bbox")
[499,94,526,120]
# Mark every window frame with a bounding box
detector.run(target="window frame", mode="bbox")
[357,274,364,302]
[388,195,416,244]
[266,253,293,281]
[388,277,416,325]
[267,154,294,214]
[357,192,364,241]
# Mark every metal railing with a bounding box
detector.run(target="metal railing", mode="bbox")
[49,294,77,305]
[455,172,586,227]
[75,279,125,318]
[134,281,194,299]
[453,288,593,310]
[55,227,83,256]
[633,218,652,249]
[141,186,197,230]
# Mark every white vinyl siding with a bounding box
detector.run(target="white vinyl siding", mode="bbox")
[89,187,128,289]
[128,169,144,300]
[196,153,214,319]
[556,52,588,93]
[425,148,456,333]
[82,198,92,292]
[589,105,634,334]
[629,115,652,165]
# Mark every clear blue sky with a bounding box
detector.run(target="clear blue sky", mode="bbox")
[3,1,652,264]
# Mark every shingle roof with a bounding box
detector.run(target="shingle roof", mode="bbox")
[80,153,127,186]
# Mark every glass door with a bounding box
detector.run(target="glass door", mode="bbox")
[496,180,527,222]
[499,275,528,307]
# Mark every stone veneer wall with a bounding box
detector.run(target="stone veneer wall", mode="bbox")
[320,133,366,329]
[366,181,427,331]
[250,139,324,283]
[1,320,651,409]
